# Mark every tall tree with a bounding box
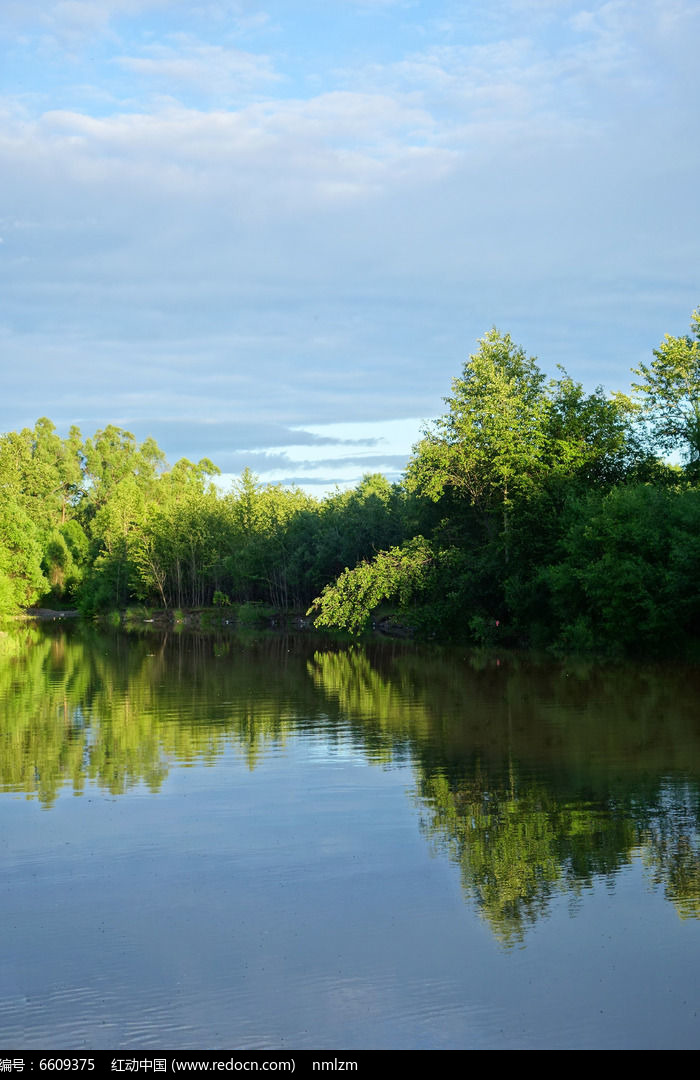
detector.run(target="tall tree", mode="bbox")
[545,371,639,487]
[0,492,47,611]
[407,329,550,564]
[30,418,84,526]
[408,330,549,508]
[82,426,165,517]
[632,307,700,467]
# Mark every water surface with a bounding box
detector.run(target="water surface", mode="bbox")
[2,624,699,1049]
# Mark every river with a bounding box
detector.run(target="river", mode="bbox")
[2,622,699,1049]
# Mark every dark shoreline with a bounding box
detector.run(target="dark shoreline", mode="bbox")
[22,607,81,619]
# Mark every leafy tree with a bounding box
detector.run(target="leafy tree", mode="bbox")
[543,485,700,654]
[408,333,640,519]
[406,330,552,573]
[41,521,89,605]
[408,330,549,510]
[0,420,83,532]
[632,308,700,467]
[545,371,640,487]
[0,493,47,611]
[309,536,436,635]
[82,426,165,518]
[162,456,220,497]
[78,476,149,612]
[296,474,408,600]
[43,530,77,599]
[30,418,84,526]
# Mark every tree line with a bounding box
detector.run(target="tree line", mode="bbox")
[0,420,406,619]
[2,308,699,654]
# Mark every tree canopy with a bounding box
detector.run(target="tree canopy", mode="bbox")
[1,308,698,656]
[633,308,700,466]
[407,330,549,509]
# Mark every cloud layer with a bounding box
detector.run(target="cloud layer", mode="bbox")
[1,0,698,489]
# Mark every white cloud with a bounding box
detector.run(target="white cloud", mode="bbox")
[0,0,167,51]
[0,90,452,224]
[0,0,270,55]
[114,39,281,99]
[1,0,698,489]
[338,0,700,140]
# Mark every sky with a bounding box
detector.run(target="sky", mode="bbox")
[1,0,698,494]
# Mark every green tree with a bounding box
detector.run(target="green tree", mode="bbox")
[309,536,436,635]
[30,418,84,526]
[545,371,639,487]
[632,308,700,466]
[0,420,83,532]
[82,426,165,518]
[407,329,550,563]
[78,476,148,612]
[0,492,47,612]
[543,485,700,654]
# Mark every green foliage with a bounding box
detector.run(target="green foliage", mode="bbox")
[0,419,84,534]
[82,425,165,515]
[309,536,435,635]
[78,542,134,615]
[633,308,700,466]
[1,309,699,655]
[0,493,48,611]
[408,334,641,513]
[545,371,641,487]
[468,613,501,647]
[406,330,642,584]
[235,601,275,627]
[543,485,700,654]
[408,329,549,509]
[60,519,89,564]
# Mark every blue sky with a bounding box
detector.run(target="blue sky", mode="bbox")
[1,0,698,492]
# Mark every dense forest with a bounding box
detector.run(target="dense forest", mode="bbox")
[2,309,699,655]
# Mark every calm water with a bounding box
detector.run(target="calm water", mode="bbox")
[2,622,700,1050]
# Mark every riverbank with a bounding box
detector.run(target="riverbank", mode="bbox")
[23,608,81,620]
[21,603,415,638]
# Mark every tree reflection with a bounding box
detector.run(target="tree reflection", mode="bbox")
[416,770,637,945]
[1,624,699,939]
